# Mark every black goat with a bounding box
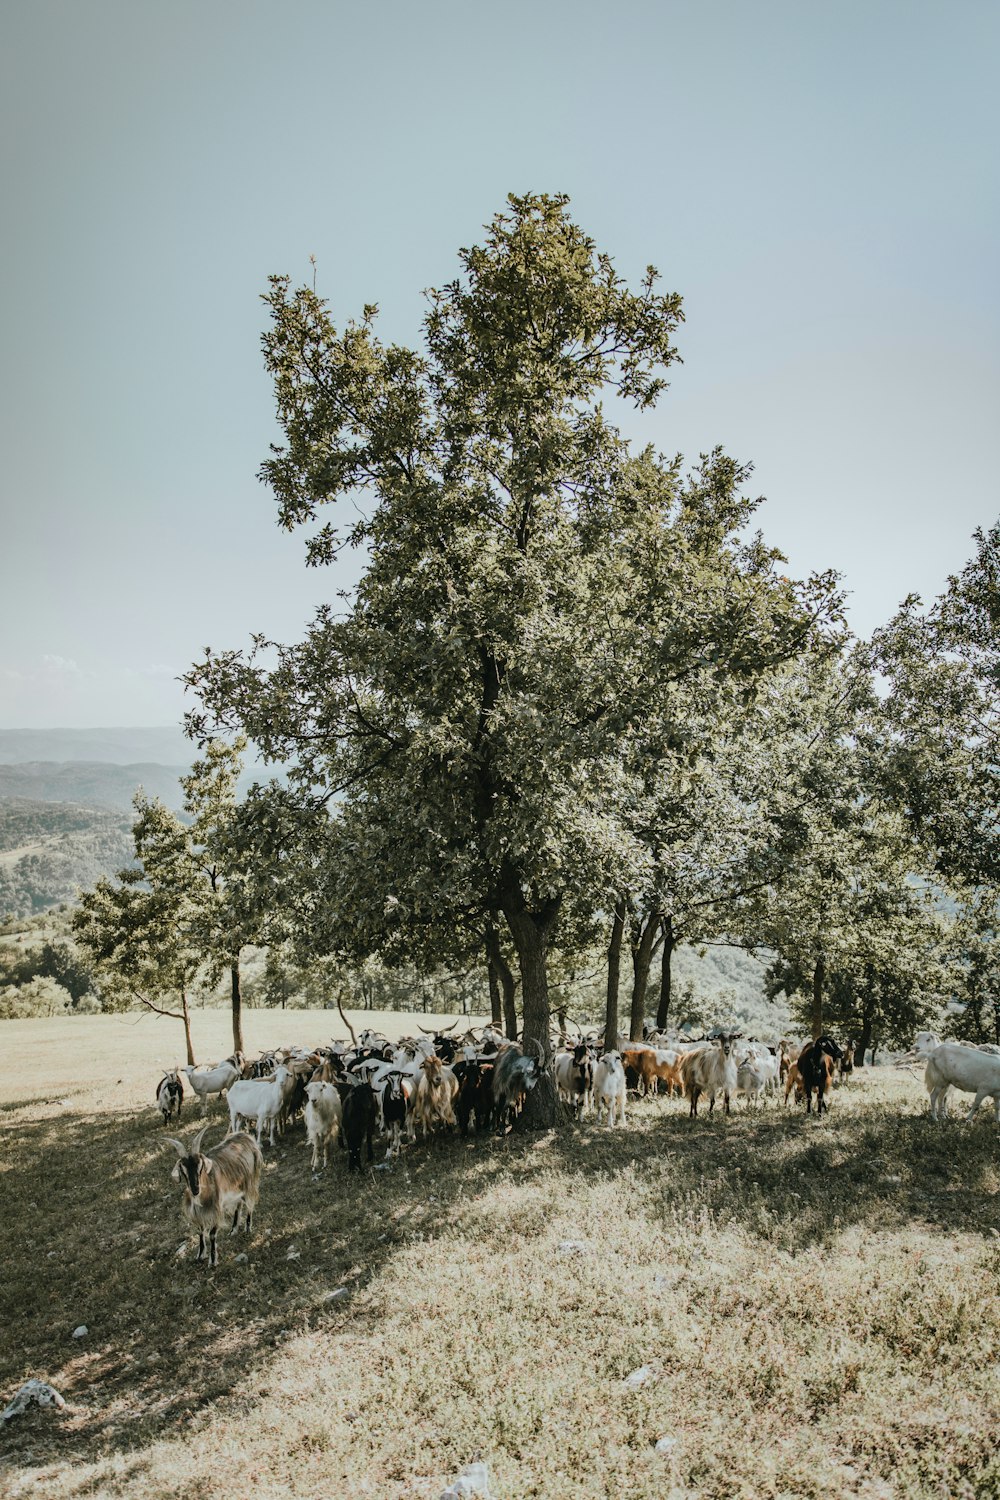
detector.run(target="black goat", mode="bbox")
[380,1072,410,1156]
[341,1079,377,1171]
[796,1036,843,1115]
[454,1059,496,1135]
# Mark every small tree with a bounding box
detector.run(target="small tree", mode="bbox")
[74,795,204,1063]
[181,738,272,1055]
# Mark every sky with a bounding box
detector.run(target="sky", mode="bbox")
[1,0,997,729]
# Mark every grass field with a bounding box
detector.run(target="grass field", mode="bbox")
[2,1012,999,1499]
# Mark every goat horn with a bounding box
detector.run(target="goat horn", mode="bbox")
[163,1137,186,1157]
[190,1124,210,1156]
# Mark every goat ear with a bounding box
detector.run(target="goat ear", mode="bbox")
[170,1161,181,1182]
[202,1157,215,1174]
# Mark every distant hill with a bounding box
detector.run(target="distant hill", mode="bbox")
[0,761,188,811]
[0,727,194,766]
[0,728,277,915]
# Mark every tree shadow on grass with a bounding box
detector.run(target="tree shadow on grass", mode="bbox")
[0,1104,515,1480]
[533,1088,1000,1252]
[0,1087,997,1482]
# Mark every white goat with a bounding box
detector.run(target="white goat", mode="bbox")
[412,1055,458,1138]
[593,1052,627,1127]
[924,1044,1000,1122]
[912,1030,1000,1059]
[227,1065,291,1146]
[736,1043,780,1098]
[681,1035,739,1117]
[182,1058,241,1115]
[303,1080,343,1169]
[736,1055,769,1106]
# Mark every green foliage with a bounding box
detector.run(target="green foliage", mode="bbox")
[872,522,1000,888]
[737,648,948,1043]
[0,975,73,1019]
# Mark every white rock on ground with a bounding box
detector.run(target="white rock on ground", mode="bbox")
[1,1381,67,1423]
[440,1460,493,1497]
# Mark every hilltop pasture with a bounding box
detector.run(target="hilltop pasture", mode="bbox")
[2,1013,999,1499]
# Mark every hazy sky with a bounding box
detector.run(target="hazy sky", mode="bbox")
[2,0,997,729]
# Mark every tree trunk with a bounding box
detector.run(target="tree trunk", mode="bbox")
[857,998,875,1067]
[486,941,502,1029]
[231,955,245,1055]
[604,897,626,1052]
[502,896,558,1129]
[486,923,519,1039]
[655,915,674,1030]
[811,955,825,1040]
[629,910,659,1041]
[181,990,195,1066]
[506,909,551,1060]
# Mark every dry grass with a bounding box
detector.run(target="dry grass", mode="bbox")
[2,1013,1000,1498]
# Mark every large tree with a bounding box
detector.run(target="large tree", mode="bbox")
[187,194,839,1120]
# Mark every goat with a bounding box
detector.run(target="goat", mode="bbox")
[304,1080,343,1169]
[412,1054,459,1139]
[492,1042,544,1133]
[554,1044,594,1117]
[416,1021,460,1062]
[341,1077,378,1171]
[156,1069,183,1125]
[628,1045,684,1099]
[379,1071,411,1157]
[454,1059,495,1135]
[839,1041,856,1082]
[911,1031,1000,1060]
[680,1035,740,1117]
[226,1065,290,1147]
[783,1060,804,1105]
[593,1052,626,1126]
[164,1125,263,1268]
[924,1044,1000,1122]
[736,1055,769,1106]
[795,1037,842,1115]
[182,1058,241,1115]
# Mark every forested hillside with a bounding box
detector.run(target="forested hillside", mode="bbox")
[0,800,134,917]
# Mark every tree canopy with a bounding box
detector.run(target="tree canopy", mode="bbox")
[183,193,848,1117]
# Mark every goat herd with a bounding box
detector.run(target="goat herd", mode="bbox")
[155,1023,1000,1267]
